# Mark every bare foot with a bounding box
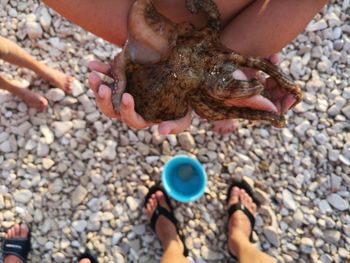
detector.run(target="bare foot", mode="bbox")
[4,224,29,263]
[0,76,48,111]
[227,186,257,257]
[145,191,184,253]
[39,66,74,93]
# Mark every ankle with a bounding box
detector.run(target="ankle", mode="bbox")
[161,238,183,254]
[229,230,251,256]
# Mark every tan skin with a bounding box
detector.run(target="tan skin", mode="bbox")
[145,187,276,263]
[3,224,93,263]
[0,36,73,111]
[43,0,327,133]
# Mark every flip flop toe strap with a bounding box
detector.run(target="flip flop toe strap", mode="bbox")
[150,206,189,257]
[227,203,255,241]
[150,206,177,232]
[2,238,30,263]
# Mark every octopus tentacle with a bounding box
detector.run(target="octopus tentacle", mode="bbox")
[127,0,177,64]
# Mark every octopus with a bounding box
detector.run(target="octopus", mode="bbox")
[110,0,302,128]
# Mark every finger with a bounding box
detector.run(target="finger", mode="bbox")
[268,53,280,65]
[88,71,102,93]
[88,60,112,76]
[120,93,152,129]
[158,109,192,135]
[226,95,278,112]
[95,84,120,118]
[282,94,297,113]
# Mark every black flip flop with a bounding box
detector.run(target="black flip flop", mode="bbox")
[226,179,260,260]
[77,250,98,263]
[1,226,31,263]
[144,182,189,257]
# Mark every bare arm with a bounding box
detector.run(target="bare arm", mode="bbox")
[42,0,133,46]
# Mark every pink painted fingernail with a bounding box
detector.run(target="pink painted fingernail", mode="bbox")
[98,85,108,98]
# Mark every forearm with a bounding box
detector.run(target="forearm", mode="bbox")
[42,0,132,46]
[220,0,328,57]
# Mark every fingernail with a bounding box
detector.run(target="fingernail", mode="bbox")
[98,85,108,98]
[122,93,131,107]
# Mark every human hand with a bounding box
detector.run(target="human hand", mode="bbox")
[88,60,192,134]
[224,54,297,114]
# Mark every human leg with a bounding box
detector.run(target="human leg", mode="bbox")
[145,191,189,263]
[227,186,276,263]
[0,36,73,92]
[42,0,255,47]
[221,0,327,57]
[0,75,48,111]
[3,224,30,263]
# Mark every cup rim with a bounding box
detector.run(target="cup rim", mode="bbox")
[161,155,207,202]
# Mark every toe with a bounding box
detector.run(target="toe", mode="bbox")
[228,187,240,207]
[156,191,169,210]
[14,224,21,236]
[20,224,29,238]
[239,189,247,203]
[251,203,257,216]
[8,227,14,238]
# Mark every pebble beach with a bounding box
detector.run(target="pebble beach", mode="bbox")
[0,0,349,262]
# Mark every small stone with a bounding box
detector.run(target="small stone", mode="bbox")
[39,7,51,31]
[37,142,49,156]
[101,141,117,161]
[263,226,280,247]
[339,155,350,166]
[52,121,73,137]
[0,140,12,153]
[300,237,314,254]
[328,149,339,161]
[40,125,54,144]
[49,179,63,194]
[71,185,88,206]
[341,104,350,119]
[328,97,347,116]
[46,88,65,101]
[290,56,304,79]
[2,159,16,171]
[318,199,332,214]
[0,195,4,209]
[282,189,297,211]
[26,19,43,39]
[326,193,349,211]
[78,94,95,114]
[14,189,32,204]
[201,247,224,261]
[306,19,327,32]
[126,196,138,211]
[42,158,55,170]
[178,132,195,151]
[71,80,85,97]
[72,220,87,232]
[112,232,123,245]
[294,120,310,136]
[91,173,104,186]
[52,252,65,263]
[323,230,341,244]
[242,165,254,177]
[60,107,72,121]
[317,59,332,72]
[320,254,333,263]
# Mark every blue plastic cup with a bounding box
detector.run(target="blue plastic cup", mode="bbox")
[161,155,207,202]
